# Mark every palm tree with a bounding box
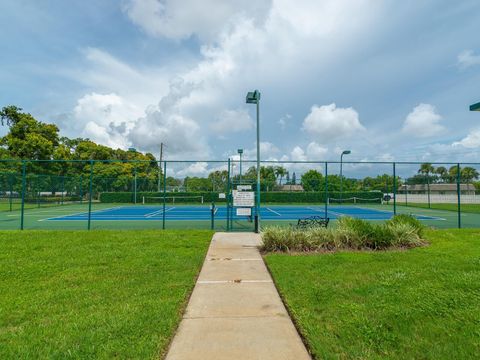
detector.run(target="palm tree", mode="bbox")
[435,166,448,183]
[274,166,287,186]
[461,167,479,190]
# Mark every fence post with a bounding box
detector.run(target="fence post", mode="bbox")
[226,158,231,231]
[8,173,13,212]
[427,173,431,209]
[324,162,328,216]
[456,163,461,229]
[134,165,137,204]
[20,161,26,230]
[405,178,408,207]
[79,175,83,204]
[87,160,93,230]
[162,161,166,230]
[393,162,397,215]
[61,175,65,205]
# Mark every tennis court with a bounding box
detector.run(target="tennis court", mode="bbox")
[44,204,441,222]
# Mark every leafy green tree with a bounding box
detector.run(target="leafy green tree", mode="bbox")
[208,170,228,191]
[301,170,323,191]
[0,106,59,160]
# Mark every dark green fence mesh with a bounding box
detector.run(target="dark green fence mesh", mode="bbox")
[0,159,478,230]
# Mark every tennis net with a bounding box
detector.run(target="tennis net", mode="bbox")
[142,195,204,205]
[328,197,383,205]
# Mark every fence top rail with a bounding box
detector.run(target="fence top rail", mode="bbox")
[0,159,478,165]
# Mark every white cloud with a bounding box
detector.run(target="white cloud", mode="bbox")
[122,0,272,41]
[452,129,480,148]
[68,92,143,149]
[242,141,280,160]
[63,1,379,158]
[210,109,253,135]
[278,114,291,130]
[402,103,445,137]
[175,162,209,177]
[306,142,328,159]
[457,50,480,70]
[302,103,365,142]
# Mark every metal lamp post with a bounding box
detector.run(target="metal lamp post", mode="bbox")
[238,148,243,183]
[246,90,261,233]
[340,150,351,200]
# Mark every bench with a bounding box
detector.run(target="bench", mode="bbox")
[296,216,329,230]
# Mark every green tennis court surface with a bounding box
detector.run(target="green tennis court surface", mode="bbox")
[0,202,478,230]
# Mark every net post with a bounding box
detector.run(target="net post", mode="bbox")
[20,161,26,230]
[162,161,166,230]
[87,160,93,230]
[393,162,397,215]
[324,162,328,216]
[456,163,461,229]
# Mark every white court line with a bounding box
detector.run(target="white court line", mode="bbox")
[145,207,176,218]
[39,206,124,222]
[266,207,282,216]
[307,206,344,217]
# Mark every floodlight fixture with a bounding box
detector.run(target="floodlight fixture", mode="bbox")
[470,102,480,111]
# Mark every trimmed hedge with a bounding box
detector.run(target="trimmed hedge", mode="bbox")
[99,191,382,204]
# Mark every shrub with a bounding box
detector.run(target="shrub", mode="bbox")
[386,214,425,237]
[261,215,426,253]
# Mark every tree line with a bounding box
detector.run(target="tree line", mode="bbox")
[0,105,478,195]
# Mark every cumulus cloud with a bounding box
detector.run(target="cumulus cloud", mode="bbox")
[128,78,209,158]
[210,109,253,135]
[402,103,445,137]
[63,1,379,156]
[67,92,143,149]
[457,50,480,70]
[452,129,480,148]
[302,103,365,142]
[122,0,272,41]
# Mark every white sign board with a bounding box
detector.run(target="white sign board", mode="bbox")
[236,208,252,216]
[233,191,255,207]
[237,185,252,191]
[218,193,226,199]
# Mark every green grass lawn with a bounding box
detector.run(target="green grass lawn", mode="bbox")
[0,230,213,359]
[407,202,480,214]
[264,229,480,359]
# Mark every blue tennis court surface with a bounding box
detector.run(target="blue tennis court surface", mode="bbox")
[46,205,441,221]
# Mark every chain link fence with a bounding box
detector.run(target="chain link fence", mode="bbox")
[0,159,478,230]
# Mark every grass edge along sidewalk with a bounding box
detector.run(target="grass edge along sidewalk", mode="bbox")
[0,229,213,359]
[264,229,480,359]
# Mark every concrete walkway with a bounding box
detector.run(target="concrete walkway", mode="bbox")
[165,232,311,360]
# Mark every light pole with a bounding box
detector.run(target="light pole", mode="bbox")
[340,150,351,200]
[238,149,243,183]
[246,90,261,233]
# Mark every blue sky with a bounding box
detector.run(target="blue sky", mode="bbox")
[1,0,480,177]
